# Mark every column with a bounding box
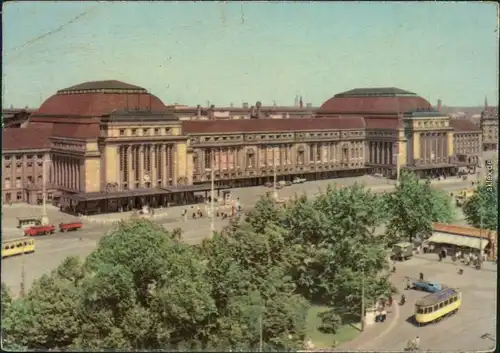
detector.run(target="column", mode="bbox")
[139,145,145,188]
[72,160,76,189]
[79,159,85,192]
[422,133,427,163]
[76,161,80,191]
[389,143,394,165]
[161,145,167,187]
[151,145,157,187]
[128,145,134,189]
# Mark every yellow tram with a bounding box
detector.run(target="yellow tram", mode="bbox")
[414,288,461,325]
[1,238,36,259]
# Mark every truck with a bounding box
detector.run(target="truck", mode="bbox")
[390,242,413,261]
[59,221,83,232]
[24,224,56,237]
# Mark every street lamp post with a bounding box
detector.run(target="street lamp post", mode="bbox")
[395,152,401,186]
[273,146,278,200]
[210,149,215,237]
[40,159,51,225]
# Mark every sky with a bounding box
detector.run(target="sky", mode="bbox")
[2,1,499,108]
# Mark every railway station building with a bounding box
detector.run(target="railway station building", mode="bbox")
[1,81,483,214]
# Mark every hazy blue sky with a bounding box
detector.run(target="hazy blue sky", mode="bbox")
[3,1,498,108]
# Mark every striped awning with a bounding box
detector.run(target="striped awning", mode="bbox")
[428,231,488,250]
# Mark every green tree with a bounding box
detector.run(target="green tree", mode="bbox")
[384,170,455,244]
[2,257,83,349]
[200,222,309,351]
[463,181,498,231]
[77,219,216,350]
[1,282,12,317]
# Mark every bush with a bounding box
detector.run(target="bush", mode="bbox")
[317,309,342,334]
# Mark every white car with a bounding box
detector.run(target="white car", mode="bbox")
[292,178,306,184]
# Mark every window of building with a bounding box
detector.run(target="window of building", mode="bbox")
[27,176,33,184]
[15,177,21,188]
[36,154,43,159]
[4,178,11,189]
[309,144,315,163]
[143,129,149,135]
[16,155,22,160]
[119,129,125,136]
[246,150,256,168]
[204,151,212,169]
[47,193,53,200]
[131,129,137,136]
[154,128,160,135]
[5,193,11,202]
[16,192,22,201]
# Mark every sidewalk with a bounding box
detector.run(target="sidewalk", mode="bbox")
[335,302,401,350]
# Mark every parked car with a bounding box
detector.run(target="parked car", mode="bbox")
[292,177,306,184]
[411,280,446,293]
[59,221,83,232]
[24,224,56,237]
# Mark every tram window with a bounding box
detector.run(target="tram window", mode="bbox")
[23,242,27,246]
[16,243,22,248]
[439,302,444,309]
[433,304,438,311]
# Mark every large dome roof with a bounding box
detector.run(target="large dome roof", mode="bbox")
[317,87,432,115]
[34,80,168,117]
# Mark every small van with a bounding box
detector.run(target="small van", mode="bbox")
[391,242,413,261]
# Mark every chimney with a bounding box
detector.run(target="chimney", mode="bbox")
[209,105,215,119]
[196,105,201,118]
[306,103,312,108]
[242,102,249,109]
[256,101,262,116]
[250,105,256,117]
[230,102,234,108]
[437,99,442,111]
[299,96,303,109]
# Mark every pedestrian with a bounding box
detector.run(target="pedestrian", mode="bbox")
[380,309,387,322]
[419,272,424,281]
[406,278,411,290]
[414,336,420,349]
[388,296,393,307]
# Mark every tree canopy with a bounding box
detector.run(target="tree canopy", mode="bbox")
[3,183,395,350]
[463,180,498,231]
[383,170,455,244]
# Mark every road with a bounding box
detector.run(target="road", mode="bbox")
[358,254,497,351]
[0,174,486,296]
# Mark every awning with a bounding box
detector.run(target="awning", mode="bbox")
[428,231,488,250]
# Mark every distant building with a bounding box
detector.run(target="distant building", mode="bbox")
[481,105,498,151]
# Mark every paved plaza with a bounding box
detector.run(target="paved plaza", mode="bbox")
[0,173,490,297]
[353,254,497,351]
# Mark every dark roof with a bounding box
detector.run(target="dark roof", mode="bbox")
[450,119,482,132]
[365,117,403,129]
[58,80,146,93]
[34,92,168,117]
[51,122,101,139]
[318,95,432,115]
[406,110,443,117]
[182,117,365,134]
[2,126,52,150]
[416,288,459,307]
[335,87,417,97]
